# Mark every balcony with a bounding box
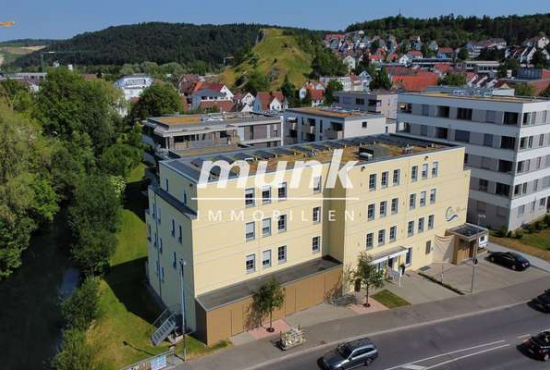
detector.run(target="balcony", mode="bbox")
[324,128,344,140]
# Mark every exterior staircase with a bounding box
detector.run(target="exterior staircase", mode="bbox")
[151,305,179,346]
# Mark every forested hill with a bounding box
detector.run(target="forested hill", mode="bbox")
[346,13,550,48]
[14,23,267,67]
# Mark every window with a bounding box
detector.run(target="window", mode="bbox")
[430,189,437,204]
[393,169,400,186]
[438,106,450,118]
[278,246,287,262]
[313,176,322,193]
[419,191,427,207]
[381,172,389,188]
[409,194,416,209]
[164,178,169,192]
[500,136,516,149]
[496,183,510,197]
[534,179,539,192]
[171,219,175,237]
[540,134,545,147]
[278,215,287,232]
[407,221,415,237]
[362,121,367,128]
[405,248,413,266]
[420,125,428,136]
[158,237,163,253]
[389,226,397,242]
[160,267,165,282]
[262,218,271,237]
[503,112,519,125]
[356,98,365,105]
[378,230,386,246]
[432,162,439,177]
[262,250,272,268]
[178,225,182,244]
[366,233,374,250]
[455,130,470,143]
[157,206,161,224]
[246,254,256,273]
[540,198,547,207]
[380,201,387,217]
[485,110,496,123]
[422,104,430,116]
[391,198,399,214]
[369,174,377,191]
[313,207,321,223]
[312,236,321,253]
[422,163,428,179]
[411,166,418,182]
[428,215,434,229]
[518,205,525,216]
[183,190,187,205]
[172,252,177,269]
[246,222,255,241]
[245,188,255,207]
[418,217,425,233]
[278,183,287,200]
[262,187,271,204]
[368,204,375,221]
[435,127,448,139]
[523,113,530,125]
[425,240,432,255]
[457,108,472,120]
[528,136,534,148]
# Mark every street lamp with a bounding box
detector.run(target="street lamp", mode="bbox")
[470,214,486,293]
[179,258,187,361]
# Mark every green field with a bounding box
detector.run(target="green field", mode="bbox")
[372,290,411,309]
[89,165,228,368]
[221,28,313,91]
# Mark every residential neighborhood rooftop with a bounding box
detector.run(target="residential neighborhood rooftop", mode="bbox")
[286,106,384,119]
[404,90,550,104]
[146,112,279,128]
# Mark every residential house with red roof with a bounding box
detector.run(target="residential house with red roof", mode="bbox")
[191,83,234,110]
[253,91,288,112]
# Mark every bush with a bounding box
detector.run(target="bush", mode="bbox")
[544,214,550,225]
[515,230,524,239]
[62,277,100,331]
[506,231,513,238]
[535,221,545,232]
[51,329,108,370]
[498,226,508,237]
[525,223,536,234]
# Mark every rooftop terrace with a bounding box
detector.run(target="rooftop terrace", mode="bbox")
[163,134,453,182]
[147,112,279,127]
[404,90,550,104]
[286,106,384,119]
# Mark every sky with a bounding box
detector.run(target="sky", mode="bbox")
[1,0,549,42]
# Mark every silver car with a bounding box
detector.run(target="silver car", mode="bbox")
[321,337,378,369]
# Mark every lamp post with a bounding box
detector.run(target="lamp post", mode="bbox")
[179,258,187,361]
[470,214,485,293]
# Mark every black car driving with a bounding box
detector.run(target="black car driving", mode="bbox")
[488,251,530,271]
[524,331,550,361]
[321,337,378,369]
[531,292,550,313]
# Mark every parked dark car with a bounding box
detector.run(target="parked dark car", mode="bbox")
[321,337,378,369]
[524,331,550,361]
[488,251,530,271]
[531,292,550,313]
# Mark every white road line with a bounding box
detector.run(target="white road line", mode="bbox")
[401,365,427,370]
[517,334,531,339]
[383,340,506,370]
[423,344,510,370]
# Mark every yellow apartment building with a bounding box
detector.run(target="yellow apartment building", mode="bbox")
[145,135,482,345]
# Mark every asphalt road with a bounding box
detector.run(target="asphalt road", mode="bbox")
[261,303,550,370]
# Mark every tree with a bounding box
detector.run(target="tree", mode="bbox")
[540,82,550,98]
[370,68,393,90]
[439,73,467,86]
[129,83,182,122]
[0,79,33,113]
[62,276,100,331]
[514,83,536,97]
[311,47,347,79]
[101,143,142,178]
[457,48,469,61]
[51,329,108,370]
[532,49,548,68]
[252,278,285,333]
[352,253,384,307]
[244,71,270,95]
[497,59,520,78]
[324,80,343,105]
[69,174,121,274]
[280,75,297,107]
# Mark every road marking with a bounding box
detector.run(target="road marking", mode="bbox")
[517,334,531,339]
[422,344,510,370]
[401,365,427,370]
[383,340,506,370]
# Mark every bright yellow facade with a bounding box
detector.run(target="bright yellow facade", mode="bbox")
[145,135,470,341]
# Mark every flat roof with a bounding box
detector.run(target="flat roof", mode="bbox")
[335,89,398,96]
[403,91,550,104]
[286,107,384,119]
[148,112,280,127]
[447,223,488,240]
[163,134,455,182]
[196,256,342,311]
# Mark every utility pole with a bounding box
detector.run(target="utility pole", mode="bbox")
[179,258,187,361]
[470,214,485,293]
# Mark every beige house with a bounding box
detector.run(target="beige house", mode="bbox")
[146,135,478,345]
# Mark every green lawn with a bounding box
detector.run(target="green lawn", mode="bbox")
[491,234,550,262]
[89,164,229,368]
[371,290,411,309]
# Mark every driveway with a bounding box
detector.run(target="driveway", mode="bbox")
[382,271,460,304]
[422,253,548,294]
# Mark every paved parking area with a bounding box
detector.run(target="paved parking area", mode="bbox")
[422,253,548,294]
[383,271,460,304]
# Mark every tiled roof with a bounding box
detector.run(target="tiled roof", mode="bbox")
[392,73,439,92]
[199,100,235,112]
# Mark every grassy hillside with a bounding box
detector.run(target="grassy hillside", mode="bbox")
[221,28,314,91]
[0,45,46,67]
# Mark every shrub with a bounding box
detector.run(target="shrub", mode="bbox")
[535,221,545,232]
[515,230,524,239]
[498,226,508,237]
[526,223,536,234]
[544,214,550,225]
[62,277,100,331]
[506,231,513,238]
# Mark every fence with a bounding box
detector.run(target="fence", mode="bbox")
[121,349,181,370]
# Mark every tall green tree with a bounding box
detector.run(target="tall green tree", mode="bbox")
[252,279,285,333]
[244,71,269,95]
[129,83,182,122]
[324,80,343,105]
[0,79,33,113]
[439,73,467,86]
[280,75,297,107]
[532,50,548,68]
[457,48,469,61]
[370,68,393,90]
[352,253,385,307]
[61,276,100,331]
[51,329,107,370]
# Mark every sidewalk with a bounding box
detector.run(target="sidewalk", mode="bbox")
[488,242,550,272]
[175,275,550,370]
